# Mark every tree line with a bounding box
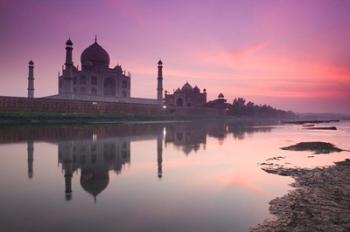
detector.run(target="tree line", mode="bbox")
[206,97,295,118]
[228,97,295,118]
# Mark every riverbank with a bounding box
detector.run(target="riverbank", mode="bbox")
[0,111,293,126]
[252,159,350,232]
[0,111,203,125]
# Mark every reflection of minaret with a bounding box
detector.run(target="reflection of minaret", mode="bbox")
[157,132,163,179]
[64,169,73,201]
[27,140,34,179]
[62,143,74,201]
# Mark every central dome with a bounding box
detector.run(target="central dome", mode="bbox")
[81,41,110,69]
[182,82,193,91]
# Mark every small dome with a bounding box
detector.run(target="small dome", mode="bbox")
[81,41,110,69]
[193,86,200,93]
[66,39,73,46]
[114,65,123,74]
[158,60,163,65]
[218,93,224,98]
[28,60,34,65]
[182,82,193,91]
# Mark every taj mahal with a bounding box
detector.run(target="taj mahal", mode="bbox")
[44,37,163,105]
[25,37,227,108]
[0,37,227,117]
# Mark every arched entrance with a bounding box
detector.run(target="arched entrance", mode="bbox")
[176,98,184,107]
[103,78,116,96]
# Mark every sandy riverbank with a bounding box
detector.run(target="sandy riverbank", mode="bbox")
[252,159,350,231]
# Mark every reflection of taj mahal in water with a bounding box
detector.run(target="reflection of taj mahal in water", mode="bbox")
[25,127,166,201]
[20,123,273,201]
[58,133,165,201]
[58,138,131,201]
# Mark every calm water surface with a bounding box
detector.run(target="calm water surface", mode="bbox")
[0,121,349,232]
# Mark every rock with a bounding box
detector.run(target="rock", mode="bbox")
[306,126,337,130]
[251,159,350,232]
[281,142,345,154]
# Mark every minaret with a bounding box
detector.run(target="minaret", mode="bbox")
[157,132,163,179]
[27,60,34,98]
[27,140,34,179]
[63,39,74,97]
[157,60,163,101]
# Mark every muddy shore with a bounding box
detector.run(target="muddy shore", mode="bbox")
[252,159,350,232]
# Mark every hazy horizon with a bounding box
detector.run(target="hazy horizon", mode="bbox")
[1,0,349,114]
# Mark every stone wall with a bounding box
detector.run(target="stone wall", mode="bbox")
[0,96,162,116]
[0,96,224,117]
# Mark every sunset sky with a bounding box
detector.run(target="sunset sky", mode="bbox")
[0,0,349,113]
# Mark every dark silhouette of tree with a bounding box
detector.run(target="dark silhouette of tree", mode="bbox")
[227,97,295,118]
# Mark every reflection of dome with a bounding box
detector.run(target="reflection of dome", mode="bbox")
[181,82,192,91]
[81,42,110,69]
[80,169,109,198]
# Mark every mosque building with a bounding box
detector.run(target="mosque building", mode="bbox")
[164,82,207,108]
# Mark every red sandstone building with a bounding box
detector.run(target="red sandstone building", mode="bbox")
[164,82,207,108]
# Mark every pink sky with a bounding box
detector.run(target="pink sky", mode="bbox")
[0,0,349,113]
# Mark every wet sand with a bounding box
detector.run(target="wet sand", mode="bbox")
[252,159,350,231]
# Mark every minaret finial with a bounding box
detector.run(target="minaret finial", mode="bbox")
[95,34,97,43]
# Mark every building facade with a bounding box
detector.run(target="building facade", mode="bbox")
[164,82,207,107]
[58,38,131,99]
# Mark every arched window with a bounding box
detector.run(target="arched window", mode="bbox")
[104,78,116,96]
[176,98,184,107]
[80,76,86,84]
[122,91,127,97]
[91,88,97,95]
[103,143,116,162]
[80,87,86,94]
[176,132,183,141]
[91,76,97,85]
[122,79,127,88]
